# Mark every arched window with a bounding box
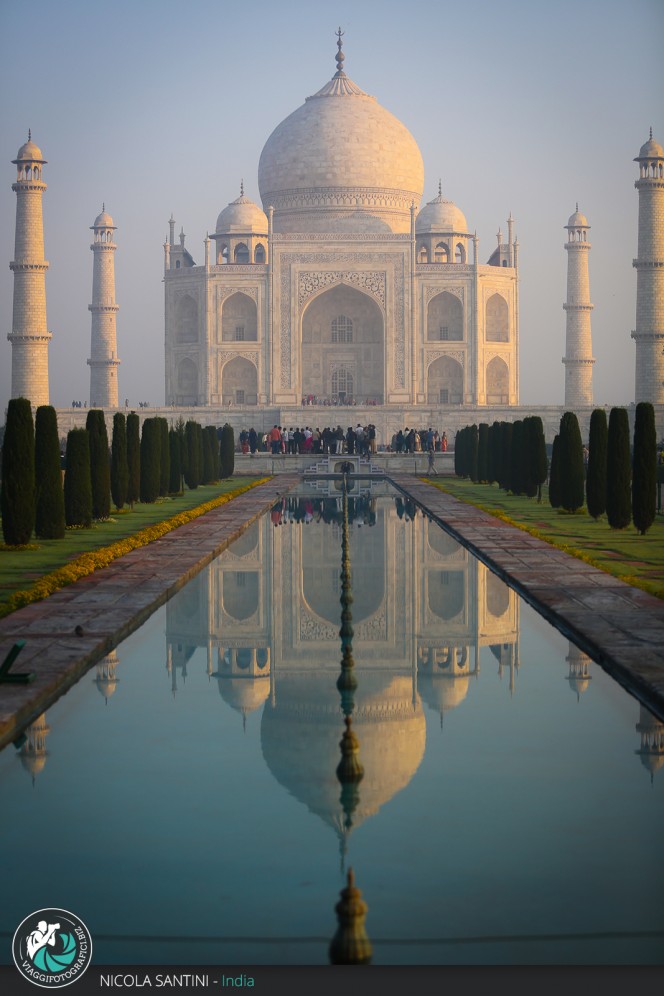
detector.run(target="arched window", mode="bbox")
[455,243,466,263]
[254,244,266,263]
[418,246,429,263]
[331,315,353,343]
[332,367,354,397]
[234,243,250,263]
[434,242,449,263]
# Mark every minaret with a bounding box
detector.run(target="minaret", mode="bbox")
[632,129,664,403]
[563,205,594,407]
[88,206,120,406]
[8,133,52,406]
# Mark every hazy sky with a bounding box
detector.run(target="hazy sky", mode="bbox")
[1,0,662,414]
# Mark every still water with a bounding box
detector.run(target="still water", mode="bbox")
[1,485,663,966]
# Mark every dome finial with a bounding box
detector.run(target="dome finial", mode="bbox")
[102,202,105,213]
[438,178,442,198]
[28,128,31,141]
[240,178,244,197]
[650,125,653,140]
[335,26,345,75]
[576,201,579,213]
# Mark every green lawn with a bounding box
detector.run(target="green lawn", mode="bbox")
[0,478,260,609]
[426,477,664,599]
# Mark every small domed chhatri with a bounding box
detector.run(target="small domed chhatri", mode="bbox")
[416,183,468,235]
[636,127,664,162]
[13,130,46,164]
[216,183,268,235]
[92,204,116,230]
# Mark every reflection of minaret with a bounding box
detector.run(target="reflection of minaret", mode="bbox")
[92,651,120,704]
[565,643,592,701]
[18,713,51,785]
[9,133,52,406]
[635,704,664,784]
[88,206,120,406]
[563,205,594,406]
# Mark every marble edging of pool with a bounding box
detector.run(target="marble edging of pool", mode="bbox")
[389,474,664,724]
[0,476,300,751]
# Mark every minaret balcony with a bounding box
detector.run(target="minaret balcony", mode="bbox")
[632,259,664,269]
[9,261,49,272]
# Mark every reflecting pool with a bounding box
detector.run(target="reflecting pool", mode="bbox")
[1,485,663,966]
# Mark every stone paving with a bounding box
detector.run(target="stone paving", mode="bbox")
[0,476,298,750]
[391,474,664,723]
[1,471,663,752]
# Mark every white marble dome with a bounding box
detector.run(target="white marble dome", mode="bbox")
[13,133,45,164]
[416,189,468,234]
[258,55,424,234]
[216,189,268,235]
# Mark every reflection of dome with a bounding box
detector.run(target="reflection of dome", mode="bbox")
[261,673,425,832]
[418,672,470,715]
[216,675,270,716]
[216,190,268,235]
[258,43,424,234]
[13,133,46,163]
[18,714,51,781]
[416,190,468,234]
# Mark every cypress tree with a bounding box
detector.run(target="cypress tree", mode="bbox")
[454,429,463,476]
[467,424,479,483]
[35,405,65,539]
[529,415,548,502]
[632,401,656,535]
[126,412,140,508]
[158,417,170,497]
[86,409,111,519]
[499,422,513,491]
[140,417,161,503]
[110,412,129,511]
[1,397,35,545]
[64,428,92,528]
[184,420,201,488]
[548,434,561,509]
[202,425,219,484]
[558,411,585,512]
[509,419,524,494]
[586,408,608,520]
[169,428,182,494]
[175,417,187,487]
[488,421,501,485]
[607,407,631,529]
[220,423,235,478]
[477,423,489,483]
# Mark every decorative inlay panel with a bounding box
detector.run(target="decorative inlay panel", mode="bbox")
[298,270,386,308]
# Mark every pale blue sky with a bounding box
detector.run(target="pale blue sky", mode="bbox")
[1,0,662,413]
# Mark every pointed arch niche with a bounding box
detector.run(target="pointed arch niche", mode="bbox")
[427,291,463,341]
[301,284,384,402]
[427,355,464,405]
[486,356,509,405]
[221,355,258,405]
[485,293,509,342]
[221,292,257,342]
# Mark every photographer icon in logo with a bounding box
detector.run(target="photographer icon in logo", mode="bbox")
[12,908,92,988]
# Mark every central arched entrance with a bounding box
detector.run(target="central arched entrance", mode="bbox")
[301,284,384,403]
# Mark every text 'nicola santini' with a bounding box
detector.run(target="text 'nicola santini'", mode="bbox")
[100,976,209,987]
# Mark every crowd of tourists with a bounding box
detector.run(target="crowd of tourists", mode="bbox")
[239,424,378,456]
[237,424,449,457]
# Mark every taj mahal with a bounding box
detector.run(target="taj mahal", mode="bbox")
[6,31,664,441]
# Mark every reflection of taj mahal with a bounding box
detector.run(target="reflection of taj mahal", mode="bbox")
[164,495,521,832]
[164,34,518,408]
